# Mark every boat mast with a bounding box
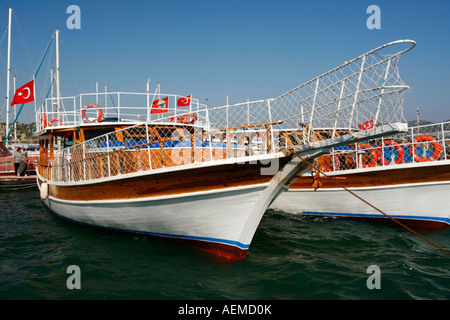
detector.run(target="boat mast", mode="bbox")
[5,8,12,145]
[55,29,60,118]
[146,78,150,121]
[51,68,56,109]
[13,75,16,141]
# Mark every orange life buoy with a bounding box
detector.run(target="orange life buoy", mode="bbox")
[82,103,103,123]
[357,143,378,168]
[169,116,179,123]
[39,113,47,130]
[411,135,443,162]
[48,118,63,127]
[179,113,197,124]
[381,140,404,165]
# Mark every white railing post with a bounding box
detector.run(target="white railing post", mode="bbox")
[106,134,111,177]
[332,80,346,137]
[247,99,250,126]
[68,150,71,182]
[349,55,366,131]
[226,100,229,129]
[205,108,213,161]
[411,127,416,163]
[374,59,391,125]
[267,100,275,154]
[441,122,446,160]
[146,123,153,170]
[104,84,108,116]
[83,144,86,181]
[355,144,360,168]
[308,78,320,143]
[146,79,150,122]
[118,93,121,121]
[78,95,82,126]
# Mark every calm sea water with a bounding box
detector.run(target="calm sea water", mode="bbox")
[0,187,449,301]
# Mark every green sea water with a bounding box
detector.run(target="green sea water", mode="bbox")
[0,188,449,301]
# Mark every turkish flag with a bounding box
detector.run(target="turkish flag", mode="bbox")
[359,119,374,130]
[11,80,35,106]
[151,96,169,114]
[177,95,191,107]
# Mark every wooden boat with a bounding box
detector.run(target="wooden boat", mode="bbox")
[271,121,450,229]
[0,175,37,190]
[35,34,415,259]
[0,9,37,190]
[0,142,38,189]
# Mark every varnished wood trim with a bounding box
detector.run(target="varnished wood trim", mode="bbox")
[46,160,286,201]
[289,163,450,189]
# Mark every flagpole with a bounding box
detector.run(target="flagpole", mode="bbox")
[146,78,151,122]
[5,8,12,145]
[13,75,16,141]
[157,82,160,120]
[189,94,192,114]
[104,82,108,111]
[6,32,54,141]
[55,28,60,119]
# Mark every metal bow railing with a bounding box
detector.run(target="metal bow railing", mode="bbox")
[38,40,416,183]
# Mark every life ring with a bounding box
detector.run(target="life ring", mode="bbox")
[39,113,47,130]
[82,103,103,123]
[381,140,404,165]
[357,143,378,168]
[179,113,197,124]
[169,116,179,123]
[48,118,63,127]
[411,135,443,162]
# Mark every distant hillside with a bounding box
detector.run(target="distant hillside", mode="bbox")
[407,120,434,127]
[407,120,450,131]
[0,122,36,141]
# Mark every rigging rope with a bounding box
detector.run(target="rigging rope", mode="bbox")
[6,34,54,141]
[295,154,450,256]
[0,28,8,70]
[28,76,56,140]
[13,12,34,74]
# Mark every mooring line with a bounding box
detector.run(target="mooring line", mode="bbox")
[295,155,450,256]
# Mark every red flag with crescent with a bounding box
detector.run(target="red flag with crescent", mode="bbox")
[359,119,374,130]
[177,95,191,107]
[11,80,35,106]
[151,96,169,114]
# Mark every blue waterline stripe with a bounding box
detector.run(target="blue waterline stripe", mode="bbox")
[300,211,450,224]
[49,209,250,249]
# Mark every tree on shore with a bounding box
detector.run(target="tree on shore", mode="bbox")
[0,122,36,142]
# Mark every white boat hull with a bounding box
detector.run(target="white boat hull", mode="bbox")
[272,180,450,227]
[37,148,319,259]
[42,183,270,258]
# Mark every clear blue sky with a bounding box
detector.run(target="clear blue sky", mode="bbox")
[0,0,449,123]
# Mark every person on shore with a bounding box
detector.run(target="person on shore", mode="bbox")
[13,147,22,176]
[18,150,29,176]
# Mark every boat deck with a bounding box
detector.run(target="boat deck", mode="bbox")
[0,175,37,189]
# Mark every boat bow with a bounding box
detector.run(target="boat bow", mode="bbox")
[35,39,415,258]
